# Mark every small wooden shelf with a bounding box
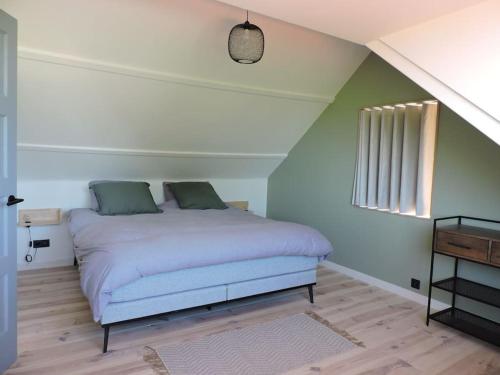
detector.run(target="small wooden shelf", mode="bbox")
[226,201,249,211]
[18,208,62,227]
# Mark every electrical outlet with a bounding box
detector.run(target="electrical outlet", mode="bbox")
[32,239,50,248]
[411,278,420,290]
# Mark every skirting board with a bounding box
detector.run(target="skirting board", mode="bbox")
[17,258,74,271]
[321,260,449,311]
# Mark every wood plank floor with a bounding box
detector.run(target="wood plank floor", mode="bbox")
[6,266,500,375]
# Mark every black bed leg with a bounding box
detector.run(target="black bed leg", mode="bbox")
[103,325,110,353]
[307,284,314,304]
[73,256,78,267]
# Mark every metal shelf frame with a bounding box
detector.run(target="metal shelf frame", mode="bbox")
[426,215,500,346]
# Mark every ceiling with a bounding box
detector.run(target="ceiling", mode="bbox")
[216,0,486,44]
[370,0,500,145]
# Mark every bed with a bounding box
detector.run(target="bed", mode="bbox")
[68,201,332,352]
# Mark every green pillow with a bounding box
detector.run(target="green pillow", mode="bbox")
[90,181,162,215]
[167,182,227,210]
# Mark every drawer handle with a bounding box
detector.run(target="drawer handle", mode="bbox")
[448,242,471,250]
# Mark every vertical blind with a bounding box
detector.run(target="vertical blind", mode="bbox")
[352,100,438,218]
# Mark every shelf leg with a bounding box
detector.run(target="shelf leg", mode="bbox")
[451,258,458,316]
[426,220,437,326]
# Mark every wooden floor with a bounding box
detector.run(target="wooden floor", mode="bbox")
[6,266,500,375]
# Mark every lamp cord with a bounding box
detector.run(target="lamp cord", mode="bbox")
[25,225,35,263]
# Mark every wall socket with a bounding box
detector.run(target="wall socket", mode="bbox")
[411,278,420,290]
[31,239,50,248]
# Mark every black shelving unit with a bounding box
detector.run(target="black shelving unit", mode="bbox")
[426,216,500,347]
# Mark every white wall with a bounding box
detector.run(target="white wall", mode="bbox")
[2,0,369,159]
[4,0,366,99]
[16,56,328,157]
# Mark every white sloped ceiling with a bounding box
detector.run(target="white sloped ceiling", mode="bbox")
[368,0,500,146]
[219,0,500,146]
[0,0,369,179]
[216,0,484,44]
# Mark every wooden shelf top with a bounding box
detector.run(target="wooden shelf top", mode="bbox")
[437,224,500,241]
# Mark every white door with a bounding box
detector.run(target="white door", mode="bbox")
[0,9,18,374]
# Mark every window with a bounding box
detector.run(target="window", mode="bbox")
[352,100,438,218]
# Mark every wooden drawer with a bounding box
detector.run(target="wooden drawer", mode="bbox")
[491,241,500,265]
[435,231,489,262]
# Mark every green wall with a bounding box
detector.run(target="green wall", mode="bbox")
[268,53,500,317]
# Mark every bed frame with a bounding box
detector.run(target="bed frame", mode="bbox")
[100,282,315,353]
[71,200,324,353]
[74,236,319,353]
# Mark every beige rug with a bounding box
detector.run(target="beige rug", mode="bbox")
[144,312,362,375]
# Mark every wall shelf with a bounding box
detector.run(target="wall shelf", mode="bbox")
[18,208,62,227]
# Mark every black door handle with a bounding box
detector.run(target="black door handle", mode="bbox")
[7,195,24,206]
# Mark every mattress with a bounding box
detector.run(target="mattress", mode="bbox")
[111,255,320,303]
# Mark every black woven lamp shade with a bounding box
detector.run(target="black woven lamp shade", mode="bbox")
[228,20,264,64]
